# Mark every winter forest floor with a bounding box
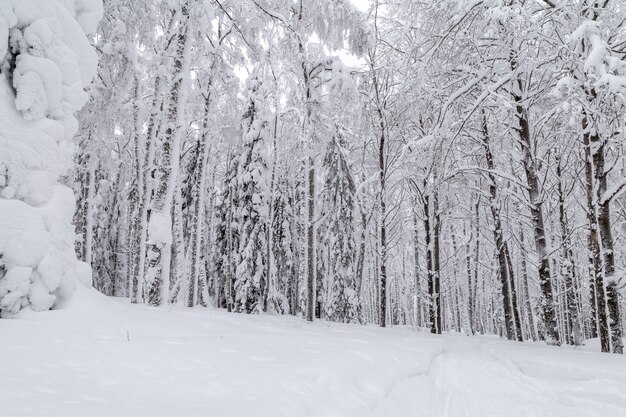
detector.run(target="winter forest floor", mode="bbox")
[1,286,625,417]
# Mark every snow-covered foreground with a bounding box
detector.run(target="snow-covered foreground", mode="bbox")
[2,287,625,417]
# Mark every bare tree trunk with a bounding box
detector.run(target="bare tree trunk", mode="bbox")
[423,189,435,333]
[355,206,367,300]
[504,233,523,340]
[370,65,388,328]
[125,77,140,301]
[188,87,213,307]
[597,172,623,354]
[518,225,537,341]
[297,14,316,321]
[433,188,442,334]
[585,112,623,353]
[413,210,422,328]
[204,168,217,302]
[225,165,235,313]
[481,111,522,341]
[511,75,559,345]
[170,181,185,304]
[555,155,582,345]
[582,112,611,352]
[107,170,124,296]
[451,224,470,334]
[464,198,477,335]
[306,157,315,322]
[473,196,481,334]
[378,132,387,328]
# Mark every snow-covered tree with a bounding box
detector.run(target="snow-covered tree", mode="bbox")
[317,133,359,323]
[0,0,102,316]
[269,170,295,315]
[212,151,240,311]
[234,73,271,314]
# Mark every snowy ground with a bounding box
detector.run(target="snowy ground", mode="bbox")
[1,286,625,417]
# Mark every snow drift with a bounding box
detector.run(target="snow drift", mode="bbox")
[1,287,625,417]
[0,0,102,316]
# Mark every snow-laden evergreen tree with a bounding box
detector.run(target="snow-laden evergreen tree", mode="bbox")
[235,73,271,314]
[0,0,102,316]
[269,170,295,314]
[317,133,359,323]
[212,151,240,311]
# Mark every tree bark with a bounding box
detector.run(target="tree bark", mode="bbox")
[306,157,315,322]
[188,87,213,307]
[145,3,190,306]
[511,76,559,345]
[433,189,442,334]
[555,155,582,345]
[481,110,522,341]
[582,112,611,352]
[584,110,623,353]
[413,210,422,328]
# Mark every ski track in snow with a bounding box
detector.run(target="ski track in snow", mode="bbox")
[1,286,625,417]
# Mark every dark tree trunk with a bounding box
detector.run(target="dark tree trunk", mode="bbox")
[433,189,442,334]
[582,112,611,352]
[555,156,582,345]
[481,110,522,341]
[518,226,537,341]
[585,111,623,353]
[414,210,422,327]
[511,75,559,345]
[423,190,436,333]
[306,158,315,322]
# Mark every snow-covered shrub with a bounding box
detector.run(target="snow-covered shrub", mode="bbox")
[0,0,102,316]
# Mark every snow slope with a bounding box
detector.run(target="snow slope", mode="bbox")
[1,285,625,417]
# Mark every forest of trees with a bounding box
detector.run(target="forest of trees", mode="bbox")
[2,0,625,355]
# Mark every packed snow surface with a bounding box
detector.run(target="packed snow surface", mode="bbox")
[1,285,625,417]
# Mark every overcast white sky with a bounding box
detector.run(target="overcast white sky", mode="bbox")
[351,0,370,12]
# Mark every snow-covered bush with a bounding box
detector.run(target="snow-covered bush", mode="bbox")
[0,0,102,316]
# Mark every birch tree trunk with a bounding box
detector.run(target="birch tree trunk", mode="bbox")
[422,184,439,334]
[188,80,214,307]
[145,3,191,306]
[378,117,387,328]
[584,110,623,353]
[583,112,611,352]
[473,196,481,334]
